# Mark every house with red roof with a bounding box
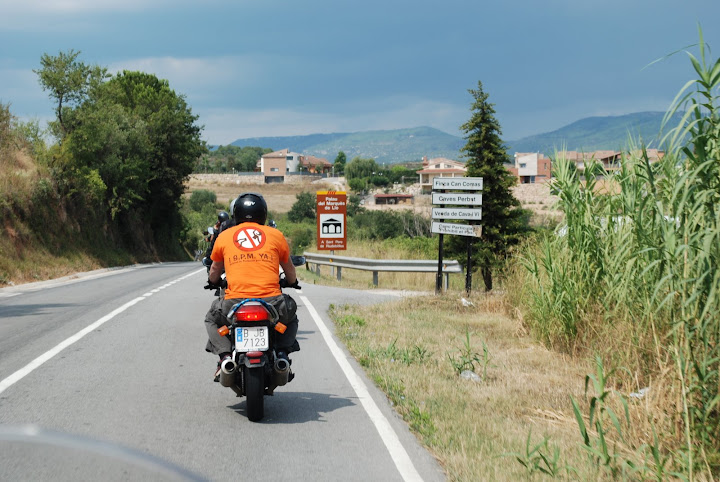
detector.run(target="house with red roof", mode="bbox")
[416,156,467,193]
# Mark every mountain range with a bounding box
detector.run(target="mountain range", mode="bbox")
[229,111,682,164]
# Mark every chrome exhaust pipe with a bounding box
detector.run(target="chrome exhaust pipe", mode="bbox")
[272,356,291,387]
[219,358,240,395]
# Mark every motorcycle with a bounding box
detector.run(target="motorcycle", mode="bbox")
[205,255,305,422]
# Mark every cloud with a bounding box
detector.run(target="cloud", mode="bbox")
[107,56,264,102]
[0,0,202,29]
[0,0,182,14]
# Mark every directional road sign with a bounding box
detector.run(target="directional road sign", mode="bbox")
[431,222,482,237]
[432,177,483,191]
[432,192,483,205]
[431,207,482,221]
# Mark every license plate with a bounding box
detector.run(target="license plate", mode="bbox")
[235,327,269,352]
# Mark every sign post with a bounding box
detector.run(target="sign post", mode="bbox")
[431,177,483,294]
[316,191,347,251]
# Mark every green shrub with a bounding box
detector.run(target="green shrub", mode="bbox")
[287,192,316,223]
[189,189,217,212]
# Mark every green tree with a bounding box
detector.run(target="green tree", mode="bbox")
[452,81,530,291]
[344,156,378,180]
[347,194,365,216]
[387,165,418,184]
[348,178,366,193]
[189,190,217,212]
[334,151,347,175]
[99,71,205,242]
[34,49,108,139]
[288,191,316,223]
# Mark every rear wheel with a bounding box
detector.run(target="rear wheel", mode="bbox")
[245,366,265,422]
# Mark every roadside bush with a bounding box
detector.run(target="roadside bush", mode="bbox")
[348,178,366,193]
[287,192,316,223]
[282,221,315,254]
[349,210,430,240]
[189,189,217,212]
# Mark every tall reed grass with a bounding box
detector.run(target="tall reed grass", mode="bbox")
[509,31,720,476]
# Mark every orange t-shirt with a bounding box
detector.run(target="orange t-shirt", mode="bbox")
[210,222,290,299]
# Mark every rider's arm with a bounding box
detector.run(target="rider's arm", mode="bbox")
[279,258,297,285]
[209,260,225,284]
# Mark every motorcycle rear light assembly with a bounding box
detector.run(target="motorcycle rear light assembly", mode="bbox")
[235,305,270,322]
[275,322,287,334]
[246,351,263,357]
[217,325,230,336]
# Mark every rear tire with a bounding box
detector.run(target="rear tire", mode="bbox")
[245,366,265,422]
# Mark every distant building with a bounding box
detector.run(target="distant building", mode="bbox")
[555,149,664,174]
[416,156,467,193]
[257,148,312,182]
[299,155,332,174]
[508,152,552,184]
[374,193,414,205]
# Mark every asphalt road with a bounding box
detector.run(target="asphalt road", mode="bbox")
[0,262,445,481]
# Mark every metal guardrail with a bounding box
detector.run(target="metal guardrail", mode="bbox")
[302,252,463,290]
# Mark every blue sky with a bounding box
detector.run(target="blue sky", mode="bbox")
[1,0,719,146]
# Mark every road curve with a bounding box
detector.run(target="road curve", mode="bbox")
[0,262,444,481]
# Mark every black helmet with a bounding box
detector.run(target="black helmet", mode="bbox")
[218,211,230,224]
[233,193,267,225]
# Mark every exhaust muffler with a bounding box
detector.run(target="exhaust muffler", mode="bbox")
[272,356,291,387]
[219,357,242,396]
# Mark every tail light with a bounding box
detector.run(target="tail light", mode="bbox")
[235,304,270,322]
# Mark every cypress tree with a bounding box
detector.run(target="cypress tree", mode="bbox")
[452,81,530,291]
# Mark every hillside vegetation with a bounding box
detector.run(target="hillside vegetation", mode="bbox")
[227,112,682,165]
[0,50,206,285]
[507,111,686,154]
[231,126,464,164]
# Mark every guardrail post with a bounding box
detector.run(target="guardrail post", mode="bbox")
[337,266,342,281]
[315,264,321,276]
[373,271,378,286]
[444,273,449,291]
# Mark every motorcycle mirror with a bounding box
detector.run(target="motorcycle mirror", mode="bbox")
[290,255,306,267]
[207,226,215,235]
[268,220,277,228]
[202,257,213,267]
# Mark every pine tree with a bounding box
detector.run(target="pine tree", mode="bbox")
[452,81,530,291]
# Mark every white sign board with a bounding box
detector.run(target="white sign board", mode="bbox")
[432,207,482,221]
[432,193,483,206]
[432,222,482,237]
[432,177,483,191]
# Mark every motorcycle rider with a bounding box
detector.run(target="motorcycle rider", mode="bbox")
[204,193,300,380]
[203,210,232,262]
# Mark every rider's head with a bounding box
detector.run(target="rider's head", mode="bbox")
[232,193,267,225]
[217,211,230,224]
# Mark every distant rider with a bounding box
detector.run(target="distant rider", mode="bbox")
[204,193,300,380]
[203,210,232,262]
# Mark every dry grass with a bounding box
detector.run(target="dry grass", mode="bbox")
[302,241,463,292]
[330,294,598,480]
[185,174,342,213]
[0,149,41,202]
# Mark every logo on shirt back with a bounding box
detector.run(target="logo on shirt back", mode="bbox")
[233,226,266,251]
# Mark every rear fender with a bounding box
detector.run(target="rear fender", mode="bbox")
[240,353,268,368]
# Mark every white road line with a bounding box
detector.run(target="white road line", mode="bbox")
[0,269,205,397]
[299,294,423,482]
